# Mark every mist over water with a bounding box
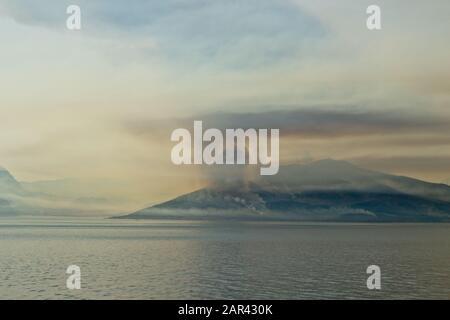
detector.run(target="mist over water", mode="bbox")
[0,216,449,299]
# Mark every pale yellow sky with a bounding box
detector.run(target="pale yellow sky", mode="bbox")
[0,0,449,208]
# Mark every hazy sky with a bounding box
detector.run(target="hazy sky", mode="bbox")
[0,0,449,207]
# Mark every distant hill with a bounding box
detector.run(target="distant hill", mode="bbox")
[120,159,450,222]
[0,167,23,215]
[0,167,119,216]
[0,167,24,195]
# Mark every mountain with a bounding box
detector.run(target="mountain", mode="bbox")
[0,167,24,195]
[120,159,450,222]
[0,167,121,216]
[0,167,23,215]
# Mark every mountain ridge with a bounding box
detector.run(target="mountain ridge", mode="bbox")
[0,167,123,216]
[120,159,450,222]
[0,167,24,194]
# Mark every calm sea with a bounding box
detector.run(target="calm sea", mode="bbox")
[0,216,449,299]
